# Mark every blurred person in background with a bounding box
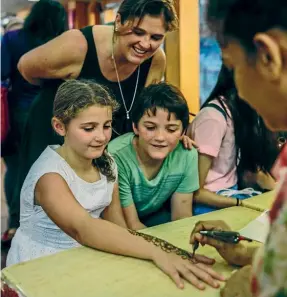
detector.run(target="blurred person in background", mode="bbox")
[1,0,68,247]
[4,17,24,33]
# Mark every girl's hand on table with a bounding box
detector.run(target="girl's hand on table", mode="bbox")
[220,265,253,297]
[151,249,225,290]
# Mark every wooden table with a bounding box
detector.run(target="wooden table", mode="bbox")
[1,207,262,297]
[242,190,275,212]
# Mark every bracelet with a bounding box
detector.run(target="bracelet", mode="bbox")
[128,229,197,263]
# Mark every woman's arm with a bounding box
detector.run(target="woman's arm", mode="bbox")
[194,154,238,208]
[144,48,166,86]
[18,30,87,85]
[102,183,127,228]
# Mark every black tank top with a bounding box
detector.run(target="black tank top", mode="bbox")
[79,26,153,138]
[16,26,153,201]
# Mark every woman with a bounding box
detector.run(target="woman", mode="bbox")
[14,0,179,229]
[188,65,279,215]
[1,0,67,245]
[190,0,287,296]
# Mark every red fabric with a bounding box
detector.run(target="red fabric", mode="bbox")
[270,144,287,223]
[1,284,20,297]
[1,86,10,143]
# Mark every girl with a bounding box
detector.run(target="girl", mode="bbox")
[7,80,224,291]
[188,65,279,215]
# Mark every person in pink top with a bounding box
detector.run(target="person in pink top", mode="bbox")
[188,65,280,215]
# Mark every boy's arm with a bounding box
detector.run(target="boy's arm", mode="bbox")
[114,158,146,230]
[171,193,193,220]
[122,204,146,230]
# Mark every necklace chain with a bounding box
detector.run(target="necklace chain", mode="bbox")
[111,42,140,120]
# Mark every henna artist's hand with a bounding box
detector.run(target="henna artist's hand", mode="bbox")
[180,135,197,150]
[151,249,225,290]
[190,220,249,266]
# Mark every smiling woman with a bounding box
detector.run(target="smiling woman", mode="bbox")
[13,0,179,232]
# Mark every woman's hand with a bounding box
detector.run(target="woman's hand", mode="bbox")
[220,266,253,297]
[190,220,250,266]
[151,249,225,290]
[180,135,197,150]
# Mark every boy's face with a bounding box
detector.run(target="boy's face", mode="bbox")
[133,108,183,161]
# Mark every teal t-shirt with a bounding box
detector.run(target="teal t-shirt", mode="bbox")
[108,133,199,218]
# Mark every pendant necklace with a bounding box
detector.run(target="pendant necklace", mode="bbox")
[111,42,140,120]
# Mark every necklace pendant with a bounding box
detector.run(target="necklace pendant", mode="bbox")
[126,112,130,120]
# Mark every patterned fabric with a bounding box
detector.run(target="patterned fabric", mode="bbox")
[6,145,116,266]
[251,144,287,297]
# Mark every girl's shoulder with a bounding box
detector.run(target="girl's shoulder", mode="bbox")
[201,96,232,120]
[29,145,72,180]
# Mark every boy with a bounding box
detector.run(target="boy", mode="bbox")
[108,82,199,229]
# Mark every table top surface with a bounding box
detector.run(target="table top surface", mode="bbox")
[242,190,275,212]
[2,207,262,297]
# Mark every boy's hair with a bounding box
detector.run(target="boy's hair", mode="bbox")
[118,0,178,31]
[131,82,190,133]
[53,79,119,182]
[207,0,287,54]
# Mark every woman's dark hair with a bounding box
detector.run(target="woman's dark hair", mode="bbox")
[118,0,178,31]
[202,65,280,183]
[131,82,189,133]
[207,0,287,54]
[23,0,68,47]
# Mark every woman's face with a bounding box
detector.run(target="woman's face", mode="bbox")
[222,38,287,131]
[115,14,167,65]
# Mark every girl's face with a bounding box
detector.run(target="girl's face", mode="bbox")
[61,105,113,160]
[221,35,287,131]
[133,108,183,161]
[115,14,167,65]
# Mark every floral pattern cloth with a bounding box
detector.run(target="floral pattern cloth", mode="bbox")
[252,144,287,297]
